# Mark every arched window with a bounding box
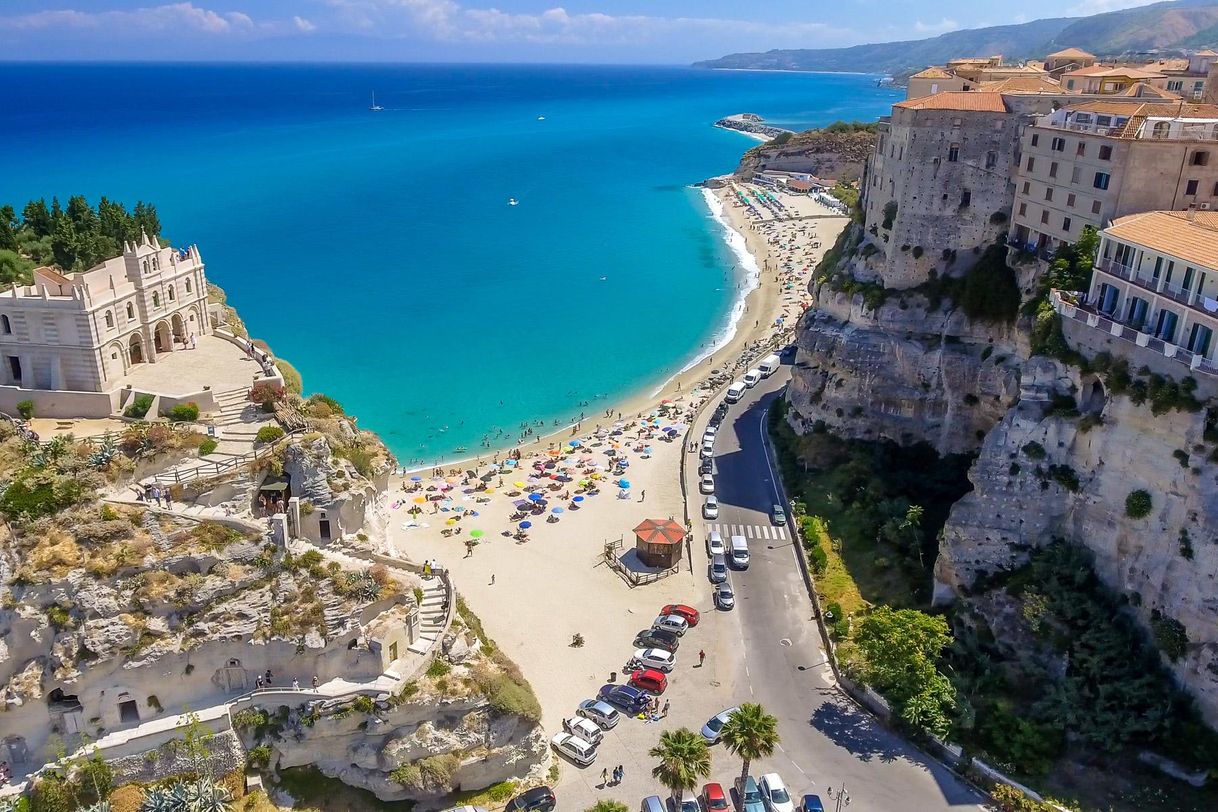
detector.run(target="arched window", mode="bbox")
[104,311,114,329]
[185,278,192,293]
[1152,121,1170,139]
[167,285,175,302]
[1,315,10,334]
[152,292,160,308]
[126,302,135,321]
[151,256,159,271]
[141,260,149,274]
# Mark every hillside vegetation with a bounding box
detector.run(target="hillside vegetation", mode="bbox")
[696,0,1218,76]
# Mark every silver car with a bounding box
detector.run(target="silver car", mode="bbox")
[715,579,735,610]
[708,553,728,584]
[652,613,689,636]
[576,699,620,729]
[701,706,738,743]
[706,530,725,556]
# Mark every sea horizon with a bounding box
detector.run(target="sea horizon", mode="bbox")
[1,63,900,464]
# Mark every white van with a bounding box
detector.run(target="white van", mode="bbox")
[725,382,746,403]
[758,354,781,378]
[730,535,750,569]
[743,369,762,388]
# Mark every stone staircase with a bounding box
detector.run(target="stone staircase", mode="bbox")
[409,576,448,655]
[141,510,172,552]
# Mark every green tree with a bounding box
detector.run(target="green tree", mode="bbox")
[22,199,52,237]
[649,728,712,798]
[585,802,629,812]
[0,205,17,251]
[718,703,780,789]
[0,248,35,286]
[854,606,956,738]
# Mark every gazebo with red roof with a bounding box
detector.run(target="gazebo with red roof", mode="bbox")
[633,518,686,568]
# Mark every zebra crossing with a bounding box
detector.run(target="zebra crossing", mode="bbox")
[704,522,788,541]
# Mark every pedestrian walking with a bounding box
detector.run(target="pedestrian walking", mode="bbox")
[255,676,263,689]
[265,669,273,686]
[292,678,300,690]
[662,700,670,717]
[640,489,646,502]
[601,767,609,786]
[490,574,496,585]
[698,649,706,667]
[614,765,624,784]
[311,675,318,689]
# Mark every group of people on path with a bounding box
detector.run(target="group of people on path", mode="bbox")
[600,764,626,787]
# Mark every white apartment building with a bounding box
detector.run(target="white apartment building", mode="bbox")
[0,233,211,392]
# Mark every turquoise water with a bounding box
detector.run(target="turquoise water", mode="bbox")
[1,64,900,463]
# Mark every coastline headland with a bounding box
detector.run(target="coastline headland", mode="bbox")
[714,112,793,142]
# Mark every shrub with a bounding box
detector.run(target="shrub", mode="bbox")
[16,399,34,419]
[1021,441,1046,460]
[47,605,73,630]
[1173,449,1190,468]
[911,245,924,259]
[123,393,154,419]
[957,243,1020,323]
[1125,489,1152,519]
[275,358,303,394]
[1046,464,1079,492]
[806,540,828,575]
[254,425,285,444]
[1151,611,1189,661]
[307,393,344,415]
[881,201,897,230]
[1,468,85,520]
[249,382,285,408]
[166,402,199,422]
[426,659,451,679]
[198,438,218,456]
[352,695,376,714]
[247,744,273,769]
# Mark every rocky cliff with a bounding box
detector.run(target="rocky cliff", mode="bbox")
[936,358,1218,723]
[736,125,877,183]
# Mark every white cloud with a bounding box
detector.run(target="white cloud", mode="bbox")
[294,16,317,33]
[323,0,849,46]
[914,18,960,35]
[0,3,291,36]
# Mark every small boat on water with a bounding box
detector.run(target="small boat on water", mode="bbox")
[508,198,519,206]
[537,115,546,121]
[369,91,384,112]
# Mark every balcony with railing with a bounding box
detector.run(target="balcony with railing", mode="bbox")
[1051,289,1218,377]
[1094,259,1218,317]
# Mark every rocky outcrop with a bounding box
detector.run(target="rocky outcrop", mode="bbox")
[274,693,548,802]
[735,125,877,183]
[936,358,1218,722]
[788,287,1023,454]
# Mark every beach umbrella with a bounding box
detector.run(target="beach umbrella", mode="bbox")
[528,493,544,502]
[446,518,458,526]
[410,475,423,482]
[618,479,631,488]
[573,495,584,502]
[514,481,526,488]
[470,529,484,539]
[512,499,529,508]
[568,440,581,447]
[551,507,564,514]
[505,459,518,467]
[519,521,532,529]
[453,505,467,513]
[413,496,426,504]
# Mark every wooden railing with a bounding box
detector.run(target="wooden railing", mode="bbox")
[152,428,303,485]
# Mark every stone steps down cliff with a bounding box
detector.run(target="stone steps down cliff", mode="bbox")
[410,580,447,655]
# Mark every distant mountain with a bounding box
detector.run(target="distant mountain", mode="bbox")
[694,0,1218,76]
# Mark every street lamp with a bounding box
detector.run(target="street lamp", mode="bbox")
[824,785,849,812]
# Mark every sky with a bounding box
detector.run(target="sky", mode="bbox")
[0,0,1168,64]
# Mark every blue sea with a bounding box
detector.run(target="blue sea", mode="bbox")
[0,64,899,464]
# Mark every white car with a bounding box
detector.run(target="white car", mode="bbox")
[706,530,725,556]
[674,790,701,812]
[701,706,738,743]
[550,731,597,766]
[653,613,689,636]
[703,496,719,519]
[562,715,604,745]
[633,647,676,672]
[703,425,718,441]
[759,773,794,812]
[700,441,715,459]
[699,473,715,494]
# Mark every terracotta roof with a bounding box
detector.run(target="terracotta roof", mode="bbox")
[1106,211,1218,271]
[910,66,954,79]
[892,91,1009,112]
[1064,65,1165,79]
[1047,47,1095,59]
[1196,49,1218,58]
[980,76,1063,94]
[1119,82,1181,99]
[1150,58,1191,72]
[1061,99,1148,116]
[33,266,71,285]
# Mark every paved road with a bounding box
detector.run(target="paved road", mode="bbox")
[686,363,989,812]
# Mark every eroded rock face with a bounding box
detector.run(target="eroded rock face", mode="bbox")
[788,291,1022,454]
[284,438,337,504]
[936,359,1218,722]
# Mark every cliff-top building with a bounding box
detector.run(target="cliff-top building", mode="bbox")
[1053,210,1218,382]
[1010,101,1218,258]
[0,233,211,393]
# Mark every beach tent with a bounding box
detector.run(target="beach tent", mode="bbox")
[632,518,686,569]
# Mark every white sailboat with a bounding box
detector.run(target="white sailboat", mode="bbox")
[508,198,519,207]
[369,91,384,112]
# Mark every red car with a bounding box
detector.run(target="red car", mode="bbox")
[629,668,668,694]
[702,783,729,812]
[660,604,700,627]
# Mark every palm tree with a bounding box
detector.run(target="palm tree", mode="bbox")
[649,727,712,801]
[719,703,780,788]
[585,802,629,812]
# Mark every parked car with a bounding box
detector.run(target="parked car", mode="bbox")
[652,613,689,636]
[759,774,794,812]
[708,554,728,584]
[550,732,597,767]
[628,668,668,694]
[735,776,764,812]
[444,806,488,812]
[771,504,787,526]
[674,790,700,812]
[799,796,825,812]
[507,787,556,812]
[576,699,620,729]
[701,783,729,812]
[706,530,725,556]
[700,441,715,459]
[703,425,718,441]
[563,715,604,745]
[641,797,665,812]
[699,458,714,475]
[703,496,719,519]
[701,706,738,743]
[634,628,679,652]
[632,647,676,672]
[660,604,700,627]
[699,473,715,494]
[597,683,650,714]
[714,579,735,610]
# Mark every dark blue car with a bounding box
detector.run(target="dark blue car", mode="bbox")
[799,795,825,812]
[598,683,649,714]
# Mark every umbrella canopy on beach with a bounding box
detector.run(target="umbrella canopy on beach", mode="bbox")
[573,496,584,502]
[519,521,532,529]
[618,479,631,489]
[410,475,423,482]
[470,529,485,538]
[632,518,686,547]
[552,507,564,514]
[528,493,544,502]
